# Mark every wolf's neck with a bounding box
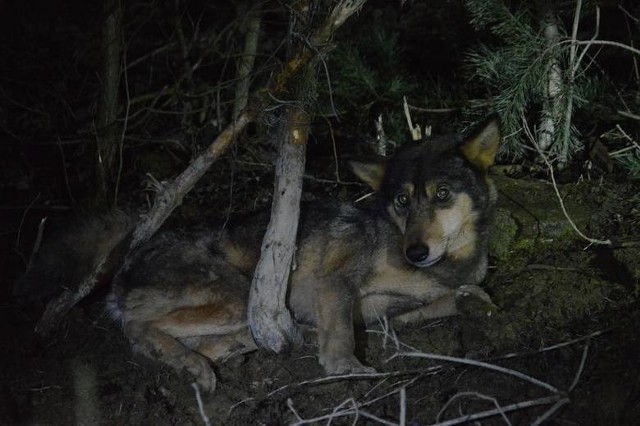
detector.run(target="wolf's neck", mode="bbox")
[447,239,489,285]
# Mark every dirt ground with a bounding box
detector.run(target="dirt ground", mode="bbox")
[1,174,639,425]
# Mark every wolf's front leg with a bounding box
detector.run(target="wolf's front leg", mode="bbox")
[392,285,495,326]
[314,283,376,375]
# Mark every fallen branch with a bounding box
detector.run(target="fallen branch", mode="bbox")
[491,329,605,362]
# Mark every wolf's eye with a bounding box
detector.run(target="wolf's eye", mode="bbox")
[436,186,451,201]
[395,192,410,209]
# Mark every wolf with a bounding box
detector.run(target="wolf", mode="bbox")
[18,117,501,392]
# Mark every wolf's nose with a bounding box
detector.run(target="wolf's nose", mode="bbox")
[405,244,430,263]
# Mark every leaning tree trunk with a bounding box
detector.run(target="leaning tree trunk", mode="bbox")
[246,2,316,352]
[248,0,367,352]
[95,0,122,208]
[247,105,310,351]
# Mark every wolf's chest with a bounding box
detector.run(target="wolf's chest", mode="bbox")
[356,250,453,322]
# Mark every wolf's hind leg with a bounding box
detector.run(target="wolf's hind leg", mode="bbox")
[124,321,218,392]
[123,297,250,392]
[192,330,257,363]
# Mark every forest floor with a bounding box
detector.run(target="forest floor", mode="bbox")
[1,172,639,425]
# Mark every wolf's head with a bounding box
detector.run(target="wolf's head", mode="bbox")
[351,117,501,268]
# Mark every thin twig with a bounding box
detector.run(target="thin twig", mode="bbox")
[399,387,406,426]
[405,102,458,113]
[568,343,589,393]
[190,383,211,426]
[431,395,567,426]
[573,39,640,56]
[57,137,76,206]
[266,370,410,398]
[367,317,422,353]
[114,45,131,207]
[403,96,422,141]
[617,111,640,121]
[15,192,41,252]
[437,392,511,425]
[287,398,303,422]
[619,4,640,23]
[615,124,640,150]
[491,330,605,362]
[322,116,342,181]
[28,217,48,267]
[359,373,436,412]
[389,351,560,394]
[530,398,571,426]
[289,396,398,426]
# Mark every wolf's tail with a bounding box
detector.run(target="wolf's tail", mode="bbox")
[13,210,137,303]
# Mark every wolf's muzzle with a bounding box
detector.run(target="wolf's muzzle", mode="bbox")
[405,244,429,263]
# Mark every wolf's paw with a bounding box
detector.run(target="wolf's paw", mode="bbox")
[455,285,497,319]
[321,354,376,375]
[183,354,218,393]
[196,365,218,393]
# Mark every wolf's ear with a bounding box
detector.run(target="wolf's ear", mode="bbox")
[350,159,387,190]
[461,116,501,170]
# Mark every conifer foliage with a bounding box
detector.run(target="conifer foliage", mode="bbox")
[465,0,602,167]
[329,29,416,146]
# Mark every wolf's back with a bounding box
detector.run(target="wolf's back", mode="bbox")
[14,210,136,303]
